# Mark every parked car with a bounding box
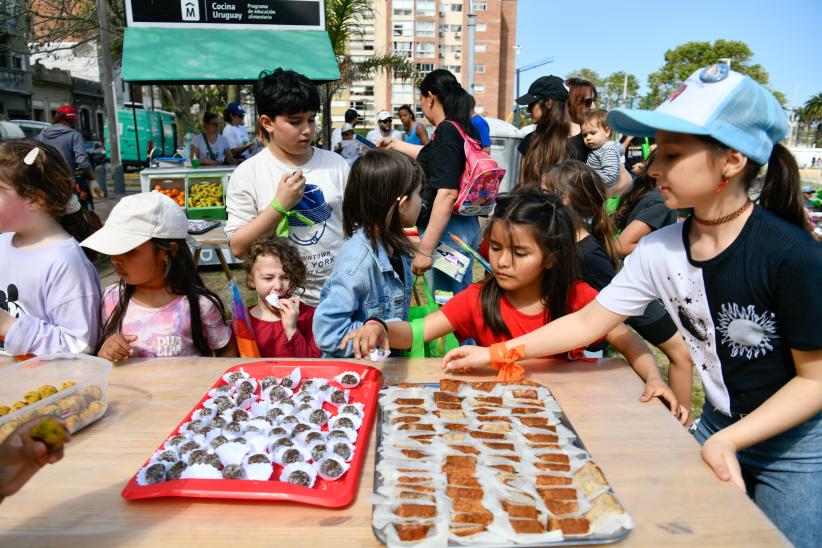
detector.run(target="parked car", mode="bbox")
[10,119,50,140]
[85,140,106,166]
[0,121,25,140]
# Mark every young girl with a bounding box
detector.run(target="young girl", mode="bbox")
[0,140,101,356]
[342,190,684,418]
[612,151,677,256]
[540,160,693,418]
[81,192,237,361]
[313,149,422,357]
[245,235,320,358]
[443,66,822,547]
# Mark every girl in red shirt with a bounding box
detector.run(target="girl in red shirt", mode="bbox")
[342,190,683,417]
[245,236,320,358]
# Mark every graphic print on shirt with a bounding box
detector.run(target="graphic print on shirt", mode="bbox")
[0,284,25,350]
[288,183,331,246]
[716,302,778,360]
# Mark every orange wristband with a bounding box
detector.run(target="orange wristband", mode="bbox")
[489,342,525,381]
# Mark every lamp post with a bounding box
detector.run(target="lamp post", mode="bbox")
[513,56,554,126]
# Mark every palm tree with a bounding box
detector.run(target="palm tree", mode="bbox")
[799,93,822,147]
[321,0,414,148]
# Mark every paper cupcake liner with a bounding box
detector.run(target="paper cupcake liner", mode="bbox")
[317,457,350,481]
[273,445,310,466]
[215,441,249,466]
[180,463,223,480]
[326,426,358,444]
[334,370,362,388]
[325,388,350,408]
[328,440,355,463]
[339,402,365,419]
[136,463,168,485]
[279,462,317,488]
[245,461,274,481]
[222,368,250,386]
[329,412,362,431]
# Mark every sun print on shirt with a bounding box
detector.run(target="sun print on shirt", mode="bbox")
[716,303,778,360]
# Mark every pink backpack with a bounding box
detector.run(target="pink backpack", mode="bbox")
[444,120,506,216]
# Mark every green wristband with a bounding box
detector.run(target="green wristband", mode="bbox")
[270,197,315,237]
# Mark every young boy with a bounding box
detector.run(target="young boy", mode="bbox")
[225,69,350,307]
[581,109,624,189]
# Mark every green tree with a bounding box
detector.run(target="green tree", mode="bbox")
[599,71,641,109]
[565,68,602,86]
[321,0,413,148]
[799,92,822,147]
[646,40,778,107]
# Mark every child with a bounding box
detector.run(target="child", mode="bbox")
[541,160,693,418]
[0,417,69,503]
[82,192,237,361]
[0,140,101,356]
[581,109,624,191]
[245,235,320,358]
[313,149,422,357]
[442,65,822,548]
[225,69,350,307]
[612,152,678,256]
[342,190,684,419]
[333,123,364,166]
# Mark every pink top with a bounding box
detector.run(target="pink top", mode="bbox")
[101,285,232,358]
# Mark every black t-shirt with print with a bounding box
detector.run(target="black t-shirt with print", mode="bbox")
[416,121,466,228]
[576,234,615,291]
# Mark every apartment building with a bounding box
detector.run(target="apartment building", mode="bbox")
[332,0,517,132]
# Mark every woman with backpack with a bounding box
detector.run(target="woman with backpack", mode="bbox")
[382,70,494,294]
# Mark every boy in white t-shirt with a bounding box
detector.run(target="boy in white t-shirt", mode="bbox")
[225,69,350,306]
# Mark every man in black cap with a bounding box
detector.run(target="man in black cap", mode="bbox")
[330,108,360,151]
[515,75,570,156]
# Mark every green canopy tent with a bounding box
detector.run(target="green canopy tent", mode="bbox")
[121,27,340,84]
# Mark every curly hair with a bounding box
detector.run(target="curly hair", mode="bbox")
[244,236,307,294]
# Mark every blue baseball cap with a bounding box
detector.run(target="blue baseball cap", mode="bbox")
[607,64,788,165]
[226,102,246,117]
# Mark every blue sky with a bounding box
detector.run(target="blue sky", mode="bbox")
[514,0,822,109]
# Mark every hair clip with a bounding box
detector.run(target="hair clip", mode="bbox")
[23,147,40,165]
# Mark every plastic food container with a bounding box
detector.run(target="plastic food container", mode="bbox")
[186,175,226,220]
[0,353,112,442]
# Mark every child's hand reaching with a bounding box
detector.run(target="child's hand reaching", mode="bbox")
[98,333,137,362]
[0,417,70,502]
[339,321,388,360]
[441,345,491,373]
[701,432,745,492]
[278,296,300,340]
[639,377,690,425]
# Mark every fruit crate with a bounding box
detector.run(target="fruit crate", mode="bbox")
[150,177,186,208]
[185,174,227,220]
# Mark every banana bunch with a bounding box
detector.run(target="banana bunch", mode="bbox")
[188,183,224,208]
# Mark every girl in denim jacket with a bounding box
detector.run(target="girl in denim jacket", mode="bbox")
[312,149,423,357]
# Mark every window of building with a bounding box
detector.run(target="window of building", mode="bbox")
[474,104,485,114]
[442,44,462,53]
[475,64,485,73]
[415,21,435,38]
[474,42,486,53]
[474,84,485,93]
[473,2,488,10]
[415,0,435,16]
[415,42,435,58]
[444,64,461,74]
[393,21,413,37]
[393,41,413,58]
[392,82,414,94]
[416,63,435,73]
[448,3,462,11]
[393,0,413,16]
[477,22,487,32]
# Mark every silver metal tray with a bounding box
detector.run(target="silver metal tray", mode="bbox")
[371,382,631,547]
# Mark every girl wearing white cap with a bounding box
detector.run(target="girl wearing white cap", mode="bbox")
[442,65,821,547]
[82,192,237,361]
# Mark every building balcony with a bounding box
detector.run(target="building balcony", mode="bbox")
[0,67,31,94]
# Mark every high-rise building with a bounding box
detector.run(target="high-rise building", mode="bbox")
[331,0,517,133]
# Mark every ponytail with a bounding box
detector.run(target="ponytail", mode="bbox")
[755,144,809,232]
[419,69,477,139]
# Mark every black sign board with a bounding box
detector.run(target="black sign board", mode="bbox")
[125,0,325,30]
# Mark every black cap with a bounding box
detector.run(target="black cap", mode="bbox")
[516,75,569,105]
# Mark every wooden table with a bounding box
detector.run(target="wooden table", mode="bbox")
[0,357,787,546]
[191,223,234,281]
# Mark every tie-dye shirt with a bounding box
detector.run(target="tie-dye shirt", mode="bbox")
[101,285,232,358]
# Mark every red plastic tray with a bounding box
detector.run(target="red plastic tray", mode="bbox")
[121,360,382,508]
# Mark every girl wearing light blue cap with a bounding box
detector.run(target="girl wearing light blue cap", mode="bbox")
[441,64,821,547]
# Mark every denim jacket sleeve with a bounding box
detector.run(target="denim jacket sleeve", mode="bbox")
[312,251,369,358]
